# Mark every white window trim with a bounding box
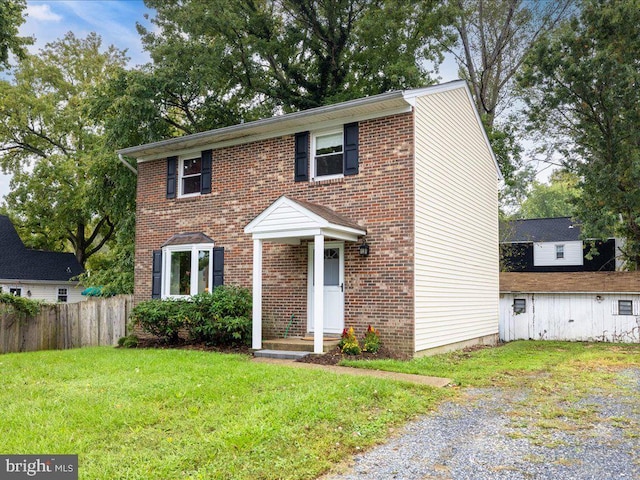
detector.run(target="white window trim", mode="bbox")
[57,287,68,303]
[161,243,214,299]
[311,128,344,181]
[613,299,636,316]
[178,155,202,199]
[513,298,526,314]
[555,244,565,259]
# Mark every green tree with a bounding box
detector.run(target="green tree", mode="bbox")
[141,0,453,112]
[519,0,640,266]
[0,0,32,70]
[448,0,575,189]
[519,170,580,219]
[99,0,453,144]
[0,32,133,270]
[450,0,575,127]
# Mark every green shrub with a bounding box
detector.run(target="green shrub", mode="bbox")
[129,299,189,344]
[189,286,252,346]
[130,286,252,347]
[117,335,139,348]
[0,293,43,316]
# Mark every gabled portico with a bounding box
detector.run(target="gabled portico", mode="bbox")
[244,196,366,354]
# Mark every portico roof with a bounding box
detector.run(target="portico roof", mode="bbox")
[244,196,366,243]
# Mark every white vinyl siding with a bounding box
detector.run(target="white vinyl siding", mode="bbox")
[500,293,640,343]
[250,202,320,233]
[533,241,583,266]
[413,86,499,353]
[0,283,86,303]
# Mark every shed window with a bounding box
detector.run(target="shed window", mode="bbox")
[617,300,633,316]
[9,287,21,297]
[555,244,564,259]
[513,298,526,314]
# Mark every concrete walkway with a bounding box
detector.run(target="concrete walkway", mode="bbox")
[252,357,452,388]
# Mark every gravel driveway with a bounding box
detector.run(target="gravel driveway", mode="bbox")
[323,368,639,480]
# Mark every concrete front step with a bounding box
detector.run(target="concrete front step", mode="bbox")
[262,337,340,353]
[253,349,310,360]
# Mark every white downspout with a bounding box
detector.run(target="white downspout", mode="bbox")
[118,154,138,175]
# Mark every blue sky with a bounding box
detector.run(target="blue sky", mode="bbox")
[22,0,153,67]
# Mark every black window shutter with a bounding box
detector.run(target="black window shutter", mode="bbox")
[294,131,309,182]
[343,122,359,176]
[152,250,162,299]
[213,247,224,288]
[167,156,177,199]
[201,149,212,194]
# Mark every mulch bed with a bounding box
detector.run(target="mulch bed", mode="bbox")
[296,345,410,365]
[131,337,253,355]
[131,338,406,365]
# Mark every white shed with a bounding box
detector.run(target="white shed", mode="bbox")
[500,272,640,343]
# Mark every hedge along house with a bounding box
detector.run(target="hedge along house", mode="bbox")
[118,80,501,356]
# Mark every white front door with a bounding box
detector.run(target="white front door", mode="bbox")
[308,242,344,334]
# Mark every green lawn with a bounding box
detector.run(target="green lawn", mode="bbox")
[0,347,445,479]
[1,342,638,479]
[344,340,640,441]
[343,340,640,389]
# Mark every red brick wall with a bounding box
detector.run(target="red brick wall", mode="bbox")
[135,112,416,354]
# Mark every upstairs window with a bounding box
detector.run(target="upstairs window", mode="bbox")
[180,157,202,196]
[555,244,565,259]
[166,150,212,199]
[295,123,358,182]
[313,130,344,178]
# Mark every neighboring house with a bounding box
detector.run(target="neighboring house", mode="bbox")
[500,272,640,343]
[501,217,622,272]
[0,215,85,303]
[118,80,501,356]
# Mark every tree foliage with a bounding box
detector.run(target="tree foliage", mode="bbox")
[95,0,454,145]
[0,0,32,70]
[0,33,134,271]
[448,0,575,189]
[519,0,640,267]
[450,0,575,127]
[519,170,580,219]
[143,0,453,111]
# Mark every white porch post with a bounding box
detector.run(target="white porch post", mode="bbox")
[252,238,263,350]
[313,234,324,354]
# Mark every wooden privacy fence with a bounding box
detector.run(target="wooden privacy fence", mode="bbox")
[0,295,133,354]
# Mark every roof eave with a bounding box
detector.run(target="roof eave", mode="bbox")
[118,90,409,162]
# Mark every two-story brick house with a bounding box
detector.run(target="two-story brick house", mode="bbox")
[118,80,501,356]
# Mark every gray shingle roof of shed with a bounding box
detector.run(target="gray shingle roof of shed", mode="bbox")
[0,215,84,282]
[501,217,582,243]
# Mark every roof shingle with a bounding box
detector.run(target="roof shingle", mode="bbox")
[501,217,581,243]
[0,215,84,282]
